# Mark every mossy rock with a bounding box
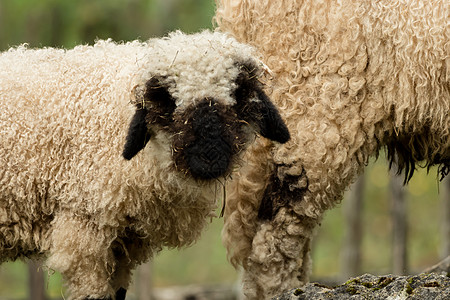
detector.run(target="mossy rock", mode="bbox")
[273,272,450,300]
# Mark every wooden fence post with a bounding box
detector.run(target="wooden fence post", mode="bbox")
[390,169,408,275]
[28,260,47,300]
[442,176,450,259]
[340,174,365,279]
[136,261,154,300]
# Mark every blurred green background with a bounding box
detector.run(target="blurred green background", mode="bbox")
[0,0,215,49]
[0,0,446,299]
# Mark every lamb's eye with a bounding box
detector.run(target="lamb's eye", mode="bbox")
[233,62,260,106]
[144,76,176,124]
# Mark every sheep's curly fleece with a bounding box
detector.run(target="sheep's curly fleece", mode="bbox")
[0,31,265,299]
[215,0,449,299]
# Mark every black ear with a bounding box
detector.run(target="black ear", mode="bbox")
[143,76,176,127]
[122,108,151,160]
[252,88,290,143]
[123,76,176,160]
[234,65,290,143]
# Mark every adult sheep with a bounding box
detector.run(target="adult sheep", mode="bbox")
[0,30,290,300]
[215,0,449,299]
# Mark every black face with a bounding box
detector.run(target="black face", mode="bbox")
[179,101,234,179]
[122,62,290,180]
[172,99,245,180]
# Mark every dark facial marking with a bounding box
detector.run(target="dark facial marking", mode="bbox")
[234,62,290,144]
[172,99,248,180]
[185,102,232,179]
[122,76,176,160]
[143,76,176,128]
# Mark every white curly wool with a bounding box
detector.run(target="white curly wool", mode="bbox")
[0,30,289,300]
[137,32,254,108]
[215,0,449,299]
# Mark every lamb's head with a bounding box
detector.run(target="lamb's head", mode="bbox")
[122,31,290,180]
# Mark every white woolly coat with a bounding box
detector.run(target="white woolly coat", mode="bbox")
[0,31,260,299]
[215,0,449,299]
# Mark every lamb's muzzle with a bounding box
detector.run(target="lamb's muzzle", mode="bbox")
[183,99,234,179]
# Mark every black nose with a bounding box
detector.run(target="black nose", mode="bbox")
[185,101,232,179]
[186,139,231,179]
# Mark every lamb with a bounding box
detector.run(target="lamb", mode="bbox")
[214,0,449,299]
[0,30,290,300]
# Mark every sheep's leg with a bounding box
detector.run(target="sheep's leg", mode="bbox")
[46,215,117,300]
[223,152,317,299]
[82,287,125,300]
[109,233,154,300]
[111,265,129,300]
[115,288,127,300]
[227,162,318,299]
[241,208,319,300]
[110,244,132,300]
